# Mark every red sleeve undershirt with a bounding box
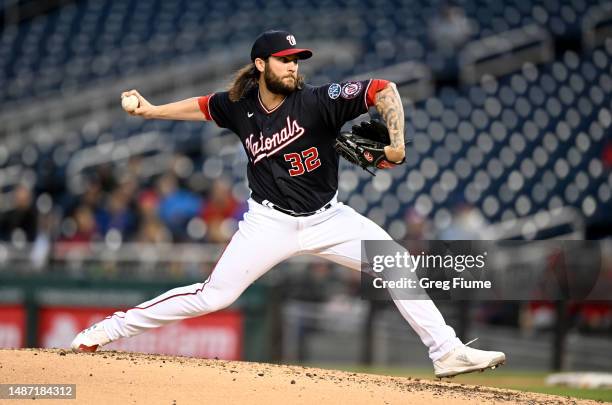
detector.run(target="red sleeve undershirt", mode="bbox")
[197,94,214,120]
[365,79,390,108]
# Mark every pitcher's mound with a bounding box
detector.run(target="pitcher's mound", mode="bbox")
[0,349,595,404]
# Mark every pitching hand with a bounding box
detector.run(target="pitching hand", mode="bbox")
[121,89,157,118]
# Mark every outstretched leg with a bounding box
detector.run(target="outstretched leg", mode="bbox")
[72,204,299,351]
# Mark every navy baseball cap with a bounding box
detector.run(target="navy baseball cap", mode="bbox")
[250,30,313,62]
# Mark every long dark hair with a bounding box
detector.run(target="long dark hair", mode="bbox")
[228,63,260,102]
[228,60,306,102]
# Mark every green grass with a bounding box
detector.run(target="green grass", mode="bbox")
[308,364,612,403]
[510,386,612,402]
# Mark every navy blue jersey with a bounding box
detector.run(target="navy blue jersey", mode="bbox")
[199,79,387,213]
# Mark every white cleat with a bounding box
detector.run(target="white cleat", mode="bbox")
[70,321,112,353]
[433,339,506,378]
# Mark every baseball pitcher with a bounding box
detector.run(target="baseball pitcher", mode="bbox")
[72,30,505,378]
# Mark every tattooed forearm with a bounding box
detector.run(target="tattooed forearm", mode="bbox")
[374,82,405,150]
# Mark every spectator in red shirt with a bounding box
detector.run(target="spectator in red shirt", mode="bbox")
[200,179,246,243]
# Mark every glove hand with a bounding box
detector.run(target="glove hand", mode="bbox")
[334,120,405,175]
[384,145,405,163]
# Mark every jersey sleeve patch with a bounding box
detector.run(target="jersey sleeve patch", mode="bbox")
[365,79,390,107]
[340,81,363,99]
[198,94,214,120]
[328,83,341,99]
[313,80,372,128]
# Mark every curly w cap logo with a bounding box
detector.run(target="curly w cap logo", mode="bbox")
[286,35,296,46]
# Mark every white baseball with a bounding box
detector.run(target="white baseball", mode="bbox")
[122,95,139,112]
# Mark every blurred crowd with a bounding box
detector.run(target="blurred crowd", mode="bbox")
[0,153,247,251]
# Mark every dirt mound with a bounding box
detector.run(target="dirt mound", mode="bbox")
[0,349,596,404]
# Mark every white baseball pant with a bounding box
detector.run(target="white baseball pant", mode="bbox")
[103,197,462,361]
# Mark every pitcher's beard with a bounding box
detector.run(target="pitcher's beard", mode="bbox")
[264,68,297,96]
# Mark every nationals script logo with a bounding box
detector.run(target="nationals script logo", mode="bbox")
[245,116,305,163]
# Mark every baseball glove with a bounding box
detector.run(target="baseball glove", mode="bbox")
[334,120,406,175]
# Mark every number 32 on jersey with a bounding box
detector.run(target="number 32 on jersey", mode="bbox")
[283,147,321,176]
